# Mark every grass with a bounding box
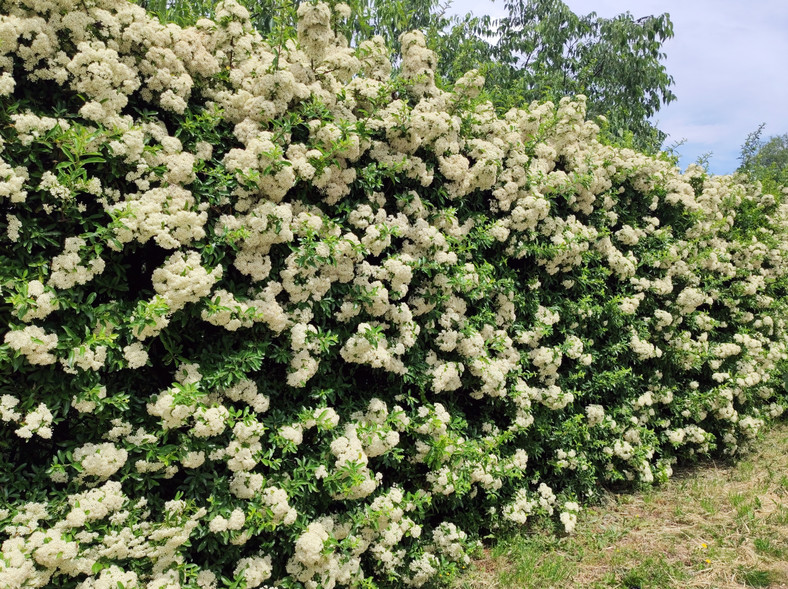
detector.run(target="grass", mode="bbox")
[454,421,788,589]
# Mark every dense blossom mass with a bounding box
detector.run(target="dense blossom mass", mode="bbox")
[0,0,787,587]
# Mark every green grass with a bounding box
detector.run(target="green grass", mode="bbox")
[455,422,788,589]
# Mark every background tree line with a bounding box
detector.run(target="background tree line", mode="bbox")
[739,124,788,189]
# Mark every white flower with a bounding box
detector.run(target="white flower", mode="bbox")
[72,442,128,481]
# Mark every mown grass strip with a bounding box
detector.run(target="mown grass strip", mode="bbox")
[456,421,788,589]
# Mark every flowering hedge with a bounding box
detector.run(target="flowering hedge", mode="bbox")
[1,0,787,587]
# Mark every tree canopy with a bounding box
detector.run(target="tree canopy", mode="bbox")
[739,125,788,189]
[438,0,675,151]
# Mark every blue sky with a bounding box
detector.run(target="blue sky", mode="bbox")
[445,0,788,175]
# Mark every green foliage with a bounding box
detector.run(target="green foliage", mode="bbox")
[739,124,788,189]
[137,0,218,24]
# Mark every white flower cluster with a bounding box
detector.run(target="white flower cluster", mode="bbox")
[72,442,128,482]
[48,237,106,290]
[4,325,58,366]
[14,402,54,440]
[327,423,380,500]
[234,554,272,589]
[223,379,270,414]
[286,519,363,588]
[0,481,210,588]
[109,185,208,250]
[16,280,59,322]
[559,501,581,534]
[152,250,222,313]
[122,342,149,369]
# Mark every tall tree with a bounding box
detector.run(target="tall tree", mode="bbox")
[754,134,788,175]
[739,125,788,187]
[135,0,217,24]
[446,0,676,152]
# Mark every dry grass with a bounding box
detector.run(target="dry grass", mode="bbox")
[455,421,788,589]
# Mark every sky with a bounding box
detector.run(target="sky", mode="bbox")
[445,0,788,175]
